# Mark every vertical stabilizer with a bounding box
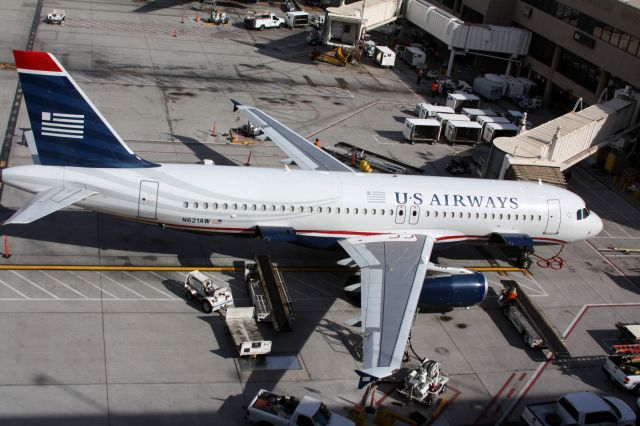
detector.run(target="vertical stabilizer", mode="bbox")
[14,50,155,168]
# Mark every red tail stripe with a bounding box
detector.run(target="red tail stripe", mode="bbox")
[13,50,61,72]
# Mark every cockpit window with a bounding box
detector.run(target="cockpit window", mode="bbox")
[577,209,582,220]
[583,208,590,218]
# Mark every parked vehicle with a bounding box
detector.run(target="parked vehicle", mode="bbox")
[245,389,355,426]
[616,322,640,343]
[285,11,309,28]
[521,391,635,426]
[184,270,234,313]
[602,344,640,392]
[46,9,65,24]
[374,46,395,68]
[244,11,285,30]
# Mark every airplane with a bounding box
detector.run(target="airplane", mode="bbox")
[3,50,603,383]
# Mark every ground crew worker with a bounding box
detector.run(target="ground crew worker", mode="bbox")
[416,68,424,85]
[431,80,439,100]
[505,287,518,301]
[315,138,321,147]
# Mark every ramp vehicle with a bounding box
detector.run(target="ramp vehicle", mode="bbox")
[616,322,640,343]
[224,307,272,357]
[311,47,352,66]
[521,391,635,426]
[46,9,65,24]
[245,389,355,425]
[396,359,449,406]
[184,270,234,313]
[602,344,640,392]
[498,281,570,357]
[244,11,285,30]
[245,255,295,331]
[285,11,309,28]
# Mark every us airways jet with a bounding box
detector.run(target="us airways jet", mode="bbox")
[4,50,602,381]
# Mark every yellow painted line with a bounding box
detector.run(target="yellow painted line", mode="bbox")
[0,265,357,272]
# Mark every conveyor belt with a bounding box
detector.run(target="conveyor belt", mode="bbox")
[256,255,294,332]
[503,280,570,359]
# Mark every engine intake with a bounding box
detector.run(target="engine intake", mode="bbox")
[419,270,487,308]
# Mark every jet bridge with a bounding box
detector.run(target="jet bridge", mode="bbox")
[322,0,401,47]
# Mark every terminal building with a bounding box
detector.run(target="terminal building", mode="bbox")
[404,0,640,109]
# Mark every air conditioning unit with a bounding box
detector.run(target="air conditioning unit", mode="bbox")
[522,6,532,17]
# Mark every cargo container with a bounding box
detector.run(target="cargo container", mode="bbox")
[473,77,503,100]
[403,47,425,67]
[415,103,455,118]
[484,73,508,96]
[481,122,520,143]
[476,115,511,133]
[435,113,470,127]
[446,92,480,112]
[461,108,498,121]
[285,11,309,28]
[517,78,536,96]
[402,118,442,144]
[501,75,525,98]
[444,120,482,145]
[374,46,395,68]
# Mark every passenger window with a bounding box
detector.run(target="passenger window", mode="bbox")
[298,206,303,213]
[380,209,384,216]
[213,203,218,210]
[363,209,367,215]
[260,205,266,211]
[183,202,188,208]
[251,205,257,211]
[354,208,359,214]
[336,207,341,214]
[317,207,322,213]
[232,203,237,210]
[389,209,393,215]
[538,215,542,221]
[475,213,479,219]
[290,206,295,212]
[499,214,503,220]
[242,204,247,210]
[371,209,376,215]
[203,202,208,209]
[515,214,518,220]
[491,213,495,219]
[326,207,331,213]
[308,206,313,213]
[426,211,430,217]
[483,213,487,219]
[412,209,417,217]
[222,203,228,210]
[269,205,275,211]
[530,215,534,221]
[194,202,199,209]
[458,212,463,218]
[467,213,471,218]
[434,211,438,217]
[398,209,403,216]
[345,208,350,214]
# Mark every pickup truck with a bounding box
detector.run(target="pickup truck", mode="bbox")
[245,389,355,426]
[244,12,285,30]
[602,344,640,392]
[521,391,635,426]
[46,9,65,24]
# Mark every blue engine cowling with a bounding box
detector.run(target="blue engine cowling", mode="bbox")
[419,272,488,308]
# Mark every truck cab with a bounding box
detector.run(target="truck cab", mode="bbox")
[244,12,285,30]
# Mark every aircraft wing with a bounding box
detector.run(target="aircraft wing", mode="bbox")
[4,186,98,225]
[339,233,434,384]
[231,100,354,172]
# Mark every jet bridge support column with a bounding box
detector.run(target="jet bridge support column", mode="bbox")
[446,50,456,77]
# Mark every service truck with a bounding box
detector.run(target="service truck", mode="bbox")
[521,391,635,426]
[245,389,355,426]
[602,344,640,392]
[184,270,234,313]
[244,11,285,30]
[46,9,65,24]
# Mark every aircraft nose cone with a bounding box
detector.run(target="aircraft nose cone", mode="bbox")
[590,212,603,237]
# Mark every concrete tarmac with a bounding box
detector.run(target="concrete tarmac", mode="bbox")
[0,1,639,425]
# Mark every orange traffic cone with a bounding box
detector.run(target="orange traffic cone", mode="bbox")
[195,13,200,22]
[211,122,217,137]
[172,29,177,37]
[3,236,10,259]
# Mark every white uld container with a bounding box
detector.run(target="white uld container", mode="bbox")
[481,122,520,143]
[444,120,483,144]
[374,46,396,68]
[403,118,442,143]
[403,47,425,67]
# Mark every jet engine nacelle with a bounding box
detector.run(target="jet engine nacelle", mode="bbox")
[418,265,488,308]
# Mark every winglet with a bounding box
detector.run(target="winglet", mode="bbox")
[230,99,242,112]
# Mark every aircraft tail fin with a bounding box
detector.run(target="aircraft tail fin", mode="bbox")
[13,50,155,168]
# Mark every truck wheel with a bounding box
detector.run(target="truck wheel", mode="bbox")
[279,22,284,28]
[185,290,195,301]
[259,25,265,31]
[202,300,213,313]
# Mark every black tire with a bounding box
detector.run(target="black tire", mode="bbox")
[520,257,532,269]
[185,290,195,301]
[260,25,265,31]
[202,299,213,313]
[279,22,284,28]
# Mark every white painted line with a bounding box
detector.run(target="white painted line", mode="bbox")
[11,271,59,299]
[0,278,28,299]
[0,298,182,301]
[123,271,179,299]
[68,271,118,299]
[41,271,89,299]
[101,273,148,299]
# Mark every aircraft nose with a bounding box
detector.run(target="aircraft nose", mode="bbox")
[589,212,603,237]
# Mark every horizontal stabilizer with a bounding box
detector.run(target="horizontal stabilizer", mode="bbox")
[4,186,97,224]
[355,367,395,389]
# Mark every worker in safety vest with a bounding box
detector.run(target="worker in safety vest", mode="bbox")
[315,138,321,147]
[505,287,518,301]
[431,81,439,100]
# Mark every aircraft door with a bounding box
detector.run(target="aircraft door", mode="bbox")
[408,205,420,225]
[138,180,159,219]
[544,199,560,234]
[395,205,406,224]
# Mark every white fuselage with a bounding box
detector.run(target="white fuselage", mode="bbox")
[2,164,602,244]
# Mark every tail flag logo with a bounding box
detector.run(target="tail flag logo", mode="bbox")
[41,112,84,139]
